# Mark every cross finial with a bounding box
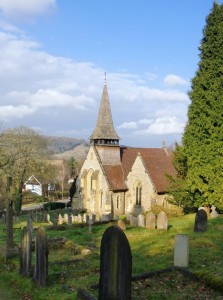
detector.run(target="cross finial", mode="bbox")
[104,71,107,84]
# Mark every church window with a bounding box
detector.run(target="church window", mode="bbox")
[135,182,142,205]
[117,196,119,209]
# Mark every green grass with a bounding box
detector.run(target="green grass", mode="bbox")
[0,213,223,299]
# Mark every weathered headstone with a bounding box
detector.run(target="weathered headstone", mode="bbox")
[99,226,132,300]
[157,211,168,230]
[19,226,32,277]
[82,213,87,223]
[86,214,90,223]
[174,234,189,268]
[91,214,96,224]
[58,214,63,225]
[68,214,72,226]
[129,215,138,227]
[210,205,218,219]
[46,214,51,223]
[52,214,58,226]
[117,219,126,231]
[194,209,207,232]
[33,227,48,287]
[77,214,82,223]
[63,213,68,223]
[138,214,145,227]
[145,212,156,229]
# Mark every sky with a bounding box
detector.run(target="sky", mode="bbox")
[0,0,221,148]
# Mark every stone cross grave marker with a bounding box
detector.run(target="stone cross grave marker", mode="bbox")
[98,225,132,300]
[145,212,156,229]
[174,234,189,268]
[19,226,32,277]
[157,211,168,230]
[194,209,207,233]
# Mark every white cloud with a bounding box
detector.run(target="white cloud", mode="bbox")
[0,24,189,146]
[0,0,56,19]
[118,122,138,129]
[0,105,36,119]
[164,74,188,87]
[131,117,185,136]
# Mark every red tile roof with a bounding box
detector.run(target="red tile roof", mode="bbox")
[98,146,176,193]
[103,165,127,191]
[120,147,176,193]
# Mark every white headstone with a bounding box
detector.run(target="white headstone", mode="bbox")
[174,234,189,268]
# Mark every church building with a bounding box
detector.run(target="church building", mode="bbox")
[78,80,176,217]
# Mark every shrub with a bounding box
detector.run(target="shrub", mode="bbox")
[149,204,184,218]
[43,202,65,211]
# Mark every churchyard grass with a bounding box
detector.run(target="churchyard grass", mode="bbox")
[0,213,223,299]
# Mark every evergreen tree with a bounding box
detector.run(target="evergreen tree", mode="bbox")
[171,2,223,209]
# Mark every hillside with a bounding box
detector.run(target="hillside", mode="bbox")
[44,135,89,162]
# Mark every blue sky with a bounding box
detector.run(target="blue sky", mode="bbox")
[0,0,221,147]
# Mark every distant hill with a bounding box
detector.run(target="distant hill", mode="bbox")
[44,135,89,162]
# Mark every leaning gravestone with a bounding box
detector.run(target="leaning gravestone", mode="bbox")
[99,225,132,300]
[145,212,156,229]
[174,234,189,268]
[33,227,48,287]
[194,209,207,232]
[19,226,32,277]
[157,211,168,230]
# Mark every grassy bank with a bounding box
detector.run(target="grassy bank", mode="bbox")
[0,213,223,299]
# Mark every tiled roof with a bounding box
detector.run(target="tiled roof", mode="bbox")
[103,165,128,191]
[120,147,176,193]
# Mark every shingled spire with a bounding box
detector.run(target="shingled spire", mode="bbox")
[90,79,120,146]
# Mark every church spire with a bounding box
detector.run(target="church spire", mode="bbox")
[90,80,120,146]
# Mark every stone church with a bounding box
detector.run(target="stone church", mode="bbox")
[77,80,176,217]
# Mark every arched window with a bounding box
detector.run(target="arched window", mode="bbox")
[135,182,142,206]
[117,196,119,209]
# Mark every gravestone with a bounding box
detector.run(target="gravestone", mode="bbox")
[46,214,51,223]
[63,213,68,224]
[83,213,87,223]
[58,214,63,225]
[68,214,72,226]
[157,211,168,230]
[129,215,138,227]
[19,226,32,277]
[138,214,145,227]
[98,225,132,300]
[91,214,96,224]
[52,214,58,226]
[5,200,18,259]
[77,214,82,223]
[33,227,48,287]
[145,212,156,229]
[174,234,189,268]
[86,214,90,223]
[210,205,218,219]
[117,219,126,231]
[194,209,207,232]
